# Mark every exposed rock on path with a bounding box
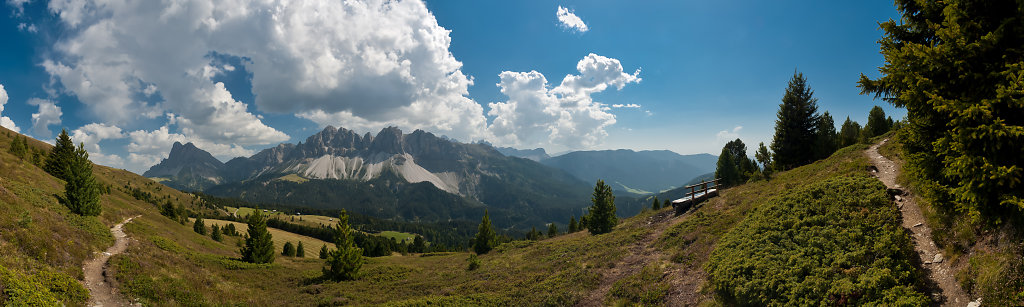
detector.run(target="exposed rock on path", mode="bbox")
[867,140,971,306]
[83,215,140,307]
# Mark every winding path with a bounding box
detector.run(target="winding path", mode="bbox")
[867,140,973,306]
[84,215,140,307]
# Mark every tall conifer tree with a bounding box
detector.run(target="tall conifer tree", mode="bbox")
[241,209,275,264]
[323,210,363,280]
[64,143,101,216]
[771,72,820,171]
[587,180,617,234]
[473,210,497,254]
[44,129,76,181]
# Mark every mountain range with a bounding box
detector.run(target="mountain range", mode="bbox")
[144,126,718,228]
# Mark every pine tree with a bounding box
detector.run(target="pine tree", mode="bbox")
[44,129,76,181]
[578,214,588,230]
[568,216,578,233]
[858,0,1024,214]
[838,117,862,148]
[240,209,275,264]
[210,224,222,242]
[64,143,101,216]
[547,223,558,238]
[814,112,838,160]
[755,142,773,178]
[319,244,329,259]
[771,72,820,171]
[282,242,296,257]
[224,223,237,236]
[9,135,26,159]
[527,227,540,240]
[411,235,426,253]
[193,217,207,235]
[323,210,363,280]
[587,180,617,235]
[296,241,305,257]
[715,139,755,186]
[473,210,497,255]
[651,196,660,210]
[863,106,890,139]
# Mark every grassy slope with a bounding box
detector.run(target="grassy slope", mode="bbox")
[0,127,206,305]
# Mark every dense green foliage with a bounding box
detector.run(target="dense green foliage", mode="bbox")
[473,210,497,255]
[323,210,364,281]
[547,223,557,238]
[863,106,892,139]
[319,244,329,259]
[814,112,838,160]
[282,242,296,257]
[63,143,101,216]
[706,176,927,305]
[859,0,1024,217]
[650,196,659,210]
[8,134,27,159]
[568,216,578,233]
[43,129,75,181]
[755,142,773,178]
[296,241,305,257]
[240,209,275,264]
[410,235,426,253]
[586,180,617,234]
[838,117,862,148]
[771,72,820,171]
[193,217,206,235]
[210,224,222,242]
[715,139,757,186]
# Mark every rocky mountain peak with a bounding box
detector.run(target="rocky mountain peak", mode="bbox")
[369,126,405,154]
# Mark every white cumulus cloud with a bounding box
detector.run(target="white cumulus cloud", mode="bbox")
[28,98,61,138]
[611,103,641,108]
[487,53,640,149]
[556,6,589,33]
[0,84,21,133]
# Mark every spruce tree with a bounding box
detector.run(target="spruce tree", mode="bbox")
[587,180,617,235]
[211,224,222,242]
[319,244,329,259]
[193,217,207,235]
[296,241,305,257]
[473,210,496,255]
[224,223,236,236]
[323,210,363,280]
[755,142,773,178]
[814,112,838,160]
[547,223,558,238]
[863,106,890,139]
[240,209,275,264]
[9,135,26,159]
[64,143,101,216]
[527,227,540,240]
[44,129,76,181]
[715,139,755,186]
[771,72,820,171]
[858,0,1024,214]
[651,196,660,210]
[838,117,862,148]
[282,242,296,257]
[568,216,578,233]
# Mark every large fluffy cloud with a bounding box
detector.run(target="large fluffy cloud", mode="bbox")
[0,84,20,132]
[42,0,487,145]
[488,53,640,148]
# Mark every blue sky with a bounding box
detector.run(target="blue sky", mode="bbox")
[0,0,903,173]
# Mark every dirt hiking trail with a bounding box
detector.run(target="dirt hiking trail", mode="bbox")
[83,215,140,307]
[576,208,692,306]
[867,139,976,306]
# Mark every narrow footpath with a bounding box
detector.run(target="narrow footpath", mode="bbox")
[867,140,974,306]
[576,209,683,306]
[83,215,140,307]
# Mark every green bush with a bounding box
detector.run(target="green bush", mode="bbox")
[706,176,929,306]
[467,254,480,271]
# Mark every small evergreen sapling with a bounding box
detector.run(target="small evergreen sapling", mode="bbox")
[319,244,329,259]
[323,210,363,280]
[210,224,222,242]
[296,241,305,257]
[282,242,296,257]
[193,217,207,235]
[473,210,496,255]
[240,209,275,264]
